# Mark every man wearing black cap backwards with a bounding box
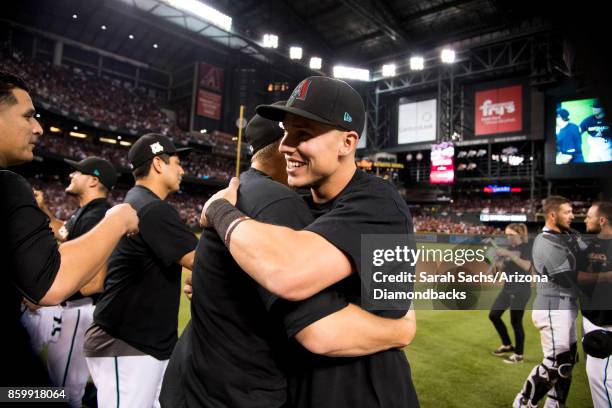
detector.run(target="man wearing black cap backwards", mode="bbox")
[161,104,415,408]
[84,134,197,408]
[0,70,138,387]
[32,156,118,407]
[201,76,420,407]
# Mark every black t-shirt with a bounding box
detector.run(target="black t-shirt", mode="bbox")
[501,242,532,292]
[579,237,612,326]
[93,185,197,360]
[1,170,60,385]
[287,169,420,408]
[64,197,110,302]
[580,115,610,139]
[182,168,345,408]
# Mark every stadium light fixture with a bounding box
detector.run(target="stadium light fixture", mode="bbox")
[50,126,61,133]
[120,141,132,147]
[161,0,232,32]
[101,25,107,31]
[69,131,87,139]
[200,129,207,133]
[309,57,322,70]
[100,137,117,144]
[289,47,303,60]
[35,113,41,118]
[333,65,370,81]
[129,34,134,40]
[410,56,424,71]
[73,126,78,130]
[262,34,278,48]
[72,14,78,19]
[382,64,396,77]
[441,48,456,64]
[153,43,159,49]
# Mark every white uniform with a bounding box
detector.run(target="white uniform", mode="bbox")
[514,228,586,408]
[86,355,168,408]
[20,304,62,355]
[583,317,612,408]
[47,298,95,408]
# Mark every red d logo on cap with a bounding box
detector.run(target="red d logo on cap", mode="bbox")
[291,79,311,102]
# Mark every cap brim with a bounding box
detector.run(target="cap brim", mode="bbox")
[256,104,336,127]
[64,158,84,172]
[175,147,192,156]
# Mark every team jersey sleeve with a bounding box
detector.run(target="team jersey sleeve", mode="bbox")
[2,171,60,303]
[305,188,413,278]
[272,290,349,338]
[139,202,198,267]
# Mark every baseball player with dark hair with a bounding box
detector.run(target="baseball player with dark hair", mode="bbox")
[577,201,612,407]
[0,70,138,386]
[32,157,118,407]
[200,76,419,407]
[513,195,587,408]
[84,134,197,408]
[161,105,416,407]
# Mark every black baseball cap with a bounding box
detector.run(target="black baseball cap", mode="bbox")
[128,133,191,169]
[256,76,365,135]
[246,101,286,154]
[64,157,118,190]
[556,108,570,121]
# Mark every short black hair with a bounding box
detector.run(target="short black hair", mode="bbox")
[0,71,29,106]
[132,153,171,180]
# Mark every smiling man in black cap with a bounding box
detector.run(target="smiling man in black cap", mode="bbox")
[200,76,420,407]
[84,133,197,408]
[33,156,118,407]
[162,104,416,408]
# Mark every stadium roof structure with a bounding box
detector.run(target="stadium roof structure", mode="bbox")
[4,0,547,77]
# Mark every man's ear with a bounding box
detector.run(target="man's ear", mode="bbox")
[339,131,359,156]
[151,156,164,174]
[88,176,100,189]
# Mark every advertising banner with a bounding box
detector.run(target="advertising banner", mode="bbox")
[475,85,522,135]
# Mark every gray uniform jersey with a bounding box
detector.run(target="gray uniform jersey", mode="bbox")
[532,227,586,309]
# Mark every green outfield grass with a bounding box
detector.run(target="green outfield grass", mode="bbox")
[177,271,593,407]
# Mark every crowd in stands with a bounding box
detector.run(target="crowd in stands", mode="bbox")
[36,134,132,168]
[36,132,236,181]
[2,51,171,135]
[451,197,538,216]
[1,50,249,153]
[413,216,502,235]
[28,175,210,230]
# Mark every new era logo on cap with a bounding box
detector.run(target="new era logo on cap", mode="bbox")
[344,112,352,123]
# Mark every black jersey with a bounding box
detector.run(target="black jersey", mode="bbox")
[288,169,420,408]
[1,170,60,385]
[92,185,197,360]
[501,242,532,293]
[63,197,110,302]
[579,237,612,326]
[580,115,610,140]
[179,168,325,408]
